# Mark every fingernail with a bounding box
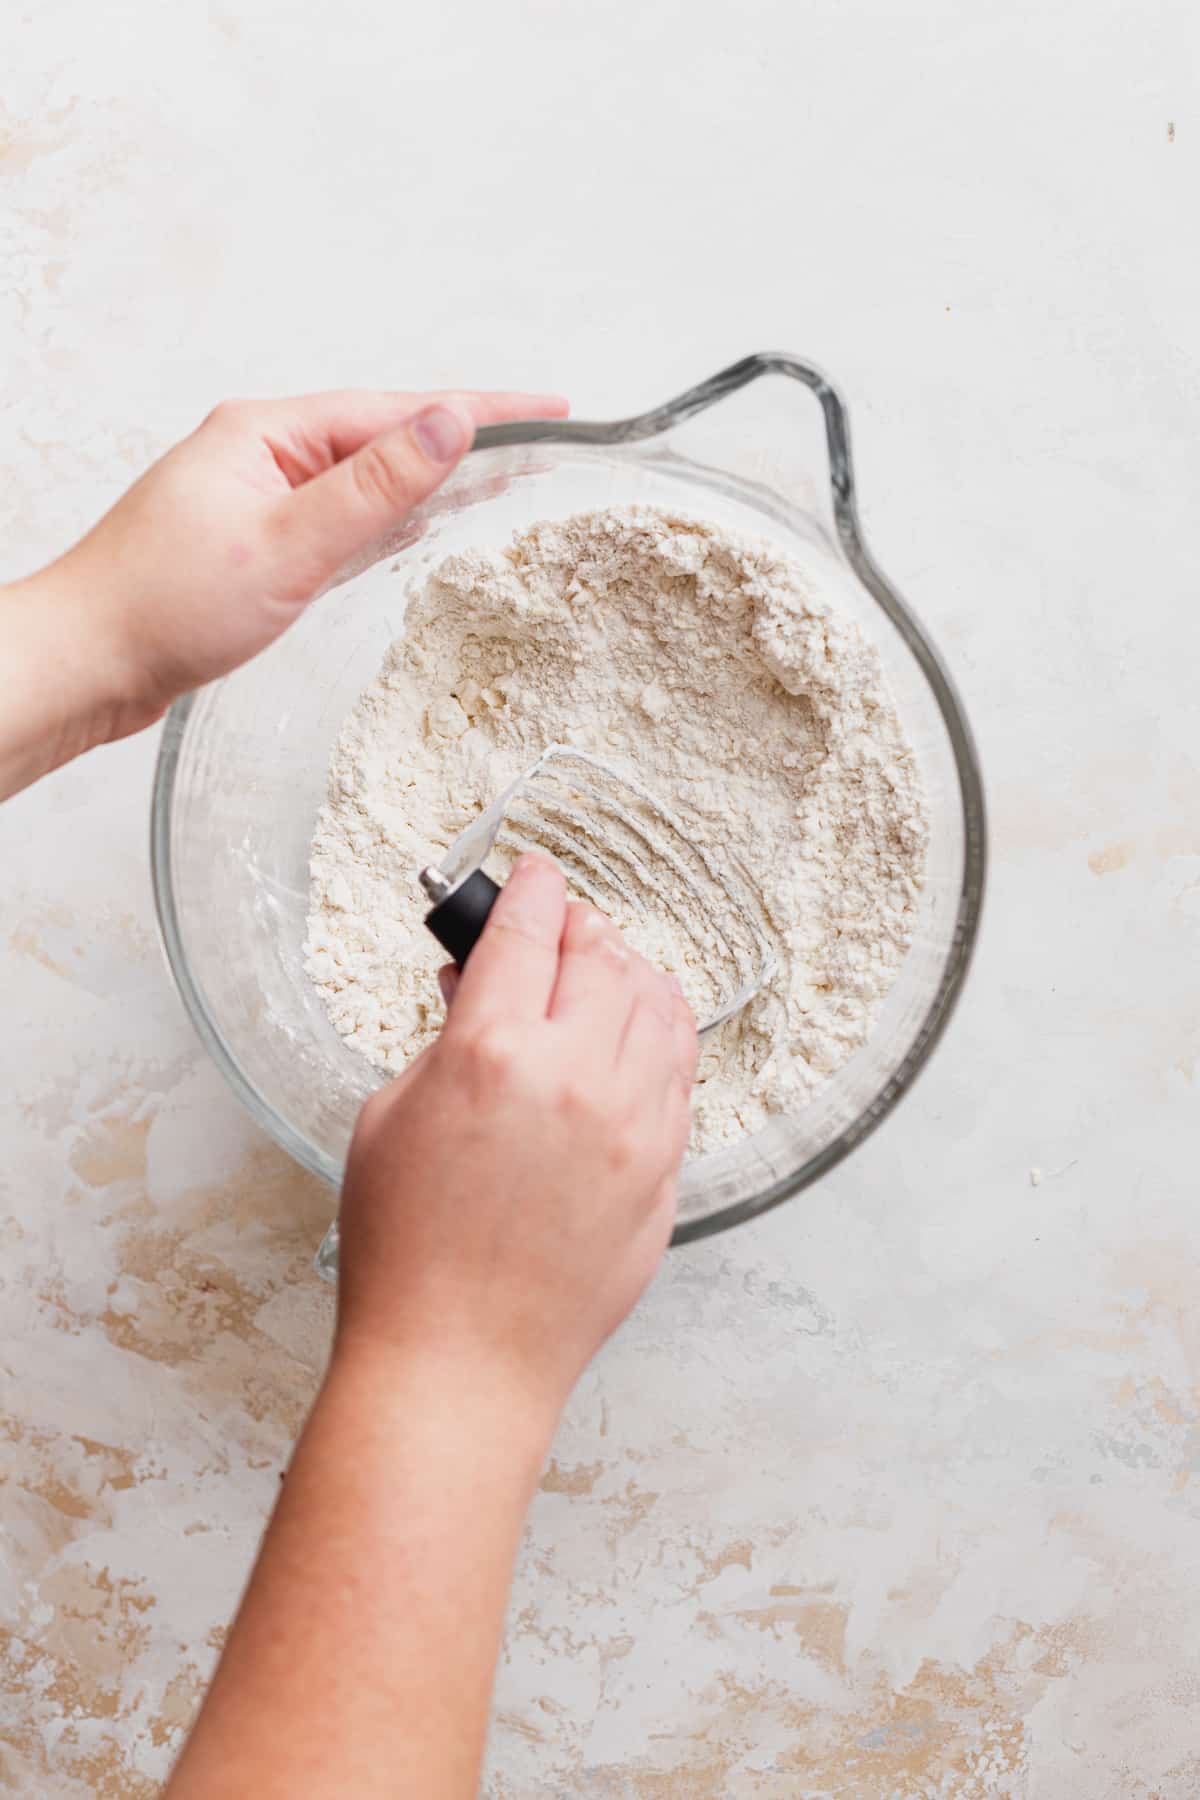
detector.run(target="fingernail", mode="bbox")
[437,965,459,1005]
[411,404,471,462]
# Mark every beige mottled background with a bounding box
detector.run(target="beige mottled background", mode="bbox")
[3,2,1200,1794]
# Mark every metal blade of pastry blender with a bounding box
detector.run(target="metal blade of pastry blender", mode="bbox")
[425,745,774,1033]
[434,762,535,890]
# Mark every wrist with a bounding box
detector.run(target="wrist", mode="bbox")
[33,552,165,744]
[326,1328,562,1481]
[1,561,162,796]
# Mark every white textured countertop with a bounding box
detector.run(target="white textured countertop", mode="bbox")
[3,4,1199,1793]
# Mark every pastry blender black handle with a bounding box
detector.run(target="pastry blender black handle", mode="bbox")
[419,867,502,967]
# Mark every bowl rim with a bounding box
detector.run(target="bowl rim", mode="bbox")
[150,351,987,1247]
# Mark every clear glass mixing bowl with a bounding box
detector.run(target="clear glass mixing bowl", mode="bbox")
[151,353,986,1276]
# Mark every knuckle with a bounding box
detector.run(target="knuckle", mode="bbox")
[485,912,553,952]
[605,1122,644,1175]
[204,397,253,432]
[641,978,675,1023]
[463,1021,523,1086]
[351,440,413,513]
[558,1076,596,1121]
[593,938,633,979]
[568,902,616,951]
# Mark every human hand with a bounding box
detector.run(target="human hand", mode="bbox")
[167,861,691,1799]
[335,855,699,1426]
[2,386,567,790]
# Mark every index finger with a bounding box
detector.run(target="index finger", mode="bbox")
[232,389,570,482]
[448,855,568,1028]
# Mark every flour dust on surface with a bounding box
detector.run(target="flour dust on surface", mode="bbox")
[304,506,929,1154]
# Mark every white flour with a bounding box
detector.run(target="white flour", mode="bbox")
[305,507,928,1153]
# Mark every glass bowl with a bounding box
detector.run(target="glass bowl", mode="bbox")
[151,353,986,1276]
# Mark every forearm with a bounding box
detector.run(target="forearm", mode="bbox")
[0,562,150,801]
[166,1339,554,1799]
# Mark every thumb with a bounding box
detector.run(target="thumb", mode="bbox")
[272,399,475,596]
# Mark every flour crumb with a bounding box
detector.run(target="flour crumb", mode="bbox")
[639,679,671,721]
[305,506,929,1155]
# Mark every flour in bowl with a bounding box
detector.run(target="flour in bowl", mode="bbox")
[304,507,928,1153]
